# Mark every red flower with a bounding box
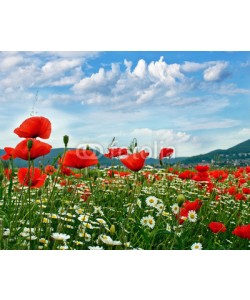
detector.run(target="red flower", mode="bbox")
[120,150,149,172]
[14,116,52,139]
[107,170,131,177]
[195,165,210,172]
[62,149,98,169]
[159,148,174,160]
[209,222,226,233]
[14,139,52,160]
[4,169,13,180]
[18,168,47,188]
[177,199,203,224]
[182,199,203,211]
[179,170,195,180]
[104,148,128,159]
[232,224,250,240]
[242,187,250,194]
[1,147,17,160]
[44,165,56,175]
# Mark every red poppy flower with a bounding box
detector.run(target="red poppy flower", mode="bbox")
[1,147,17,160]
[107,170,131,177]
[62,149,98,169]
[14,116,52,139]
[14,139,52,160]
[242,187,250,194]
[159,148,174,160]
[18,168,47,188]
[44,165,56,175]
[4,169,13,180]
[232,224,250,240]
[182,199,203,211]
[177,199,203,224]
[209,222,226,233]
[104,148,128,159]
[195,165,210,172]
[179,170,195,180]
[120,150,149,172]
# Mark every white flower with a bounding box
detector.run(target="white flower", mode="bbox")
[166,224,171,232]
[73,240,84,245]
[96,218,107,225]
[3,229,10,236]
[39,238,48,244]
[98,235,122,246]
[51,233,70,241]
[147,215,155,229]
[78,214,89,222]
[188,210,197,222]
[191,242,203,250]
[88,246,104,250]
[156,202,165,212]
[146,196,158,207]
[140,216,149,227]
[140,215,155,229]
[171,203,179,215]
[58,244,69,250]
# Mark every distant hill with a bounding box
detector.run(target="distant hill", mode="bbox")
[0,147,186,168]
[182,139,250,165]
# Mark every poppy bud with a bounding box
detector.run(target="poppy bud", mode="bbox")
[86,144,90,150]
[177,194,185,206]
[27,139,33,150]
[110,224,115,235]
[63,135,69,147]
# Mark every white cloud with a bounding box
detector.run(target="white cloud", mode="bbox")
[181,61,212,72]
[0,55,23,71]
[41,59,82,77]
[203,62,229,81]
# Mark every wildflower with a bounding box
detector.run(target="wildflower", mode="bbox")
[166,224,171,232]
[104,148,128,159]
[232,224,250,240]
[39,238,48,244]
[120,150,149,172]
[208,222,226,233]
[188,210,197,222]
[73,240,84,245]
[137,199,142,208]
[96,218,107,225]
[147,215,156,229]
[88,246,104,250]
[191,242,203,250]
[159,148,174,160]
[62,149,98,169]
[78,215,89,222]
[171,203,179,215]
[51,233,70,241]
[18,168,47,189]
[140,216,149,227]
[145,196,158,207]
[14,139,52,160]
[1,147,17,160]
[58,244,69,250]
[14,116,51,139]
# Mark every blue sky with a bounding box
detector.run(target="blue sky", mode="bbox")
[0,51,250,157]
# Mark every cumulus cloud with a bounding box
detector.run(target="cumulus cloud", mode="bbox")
[203,62,230,81]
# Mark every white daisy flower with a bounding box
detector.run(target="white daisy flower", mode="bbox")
[96,218,107,225]
[58,244,69,250]
[145,196,158,207]
[98,235,113,244]
[171,203,179,215]
[188,210,197,222]
[191,242,203,250]
[140,216,149,227]
[147,215,155,229]
[166,224,171,232]
[73,240,84,245]
[78,214,89,222]
[51,233,70,241]
[88,246,104,250]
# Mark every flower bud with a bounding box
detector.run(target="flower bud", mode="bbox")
[110,224,115,235]
[177,194,185,206]
[27,139,33,150]
[63,135,69,147]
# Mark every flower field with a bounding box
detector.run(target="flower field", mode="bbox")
[0,116,250,250]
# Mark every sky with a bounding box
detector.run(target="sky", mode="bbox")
[0,51,250,157]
